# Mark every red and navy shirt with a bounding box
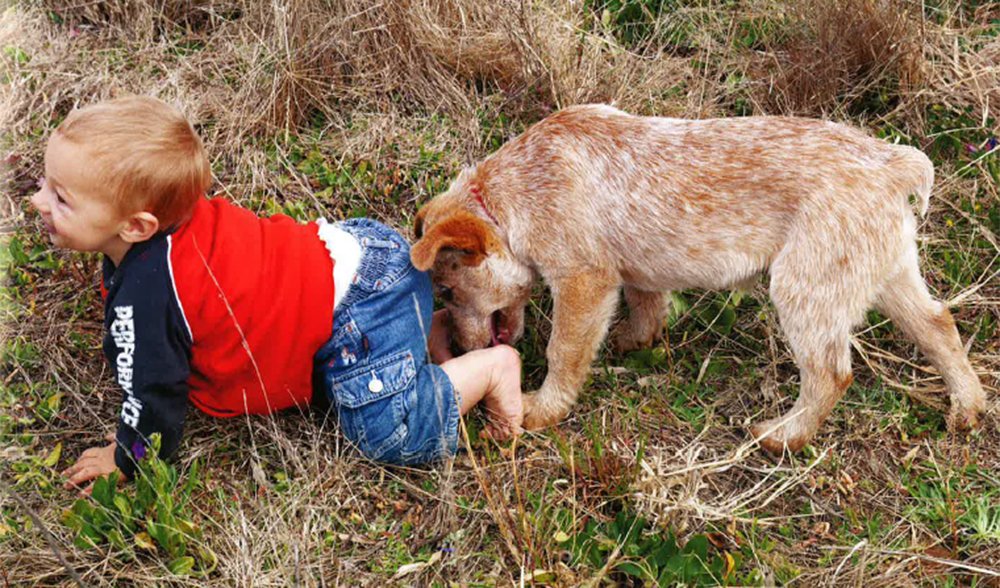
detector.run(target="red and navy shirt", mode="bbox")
[103,197,335,478]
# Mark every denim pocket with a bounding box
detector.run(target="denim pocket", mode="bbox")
[331,351,416,460]
[325,314,365,370]
[330,350,416,408]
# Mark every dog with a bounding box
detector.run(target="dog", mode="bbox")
[410,104,986,452]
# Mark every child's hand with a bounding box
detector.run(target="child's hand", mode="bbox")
[62,432,122,495]
[428,309,455,364]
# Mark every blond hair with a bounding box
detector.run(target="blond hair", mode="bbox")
[56,96,211,228]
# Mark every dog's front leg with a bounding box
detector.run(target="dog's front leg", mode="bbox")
[523,271,620,430]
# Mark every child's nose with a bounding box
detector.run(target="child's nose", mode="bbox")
[29,189,49,213]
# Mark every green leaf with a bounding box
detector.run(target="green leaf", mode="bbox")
[681,553,704,582]
[167,556,195,575]
[667,292,690,324]
[113,494,131,520]
[106,528,127,550]
[81,522,102,543]
[135,532,156,551]
[9,238,28,265]
[89,508,109,529]
[163,526,186,558]
[651,535,679,566]
[684,534,710,560]
[42,442,61,467]
[616,561,650,580]
[717,305,736,334]
[197,544,219,573]
[664,552,686,579]
[60,506,84,532]
[73,530,98,550]
[987,157,1000,186]
[2,46,29,65]
[146,519,167,547]
[44,391,62,414]
[179,458,201,503]
[176,518,198,537]
[92,475,116,508]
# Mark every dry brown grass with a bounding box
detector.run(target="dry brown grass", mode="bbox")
[2,0,999,585]
[753,0,925,117]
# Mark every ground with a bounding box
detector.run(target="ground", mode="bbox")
[1,0,999,585]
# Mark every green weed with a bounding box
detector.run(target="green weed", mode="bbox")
[959,493,1000,545]
[901,461,995,553]
[563,509,737,585]
[4,235,62,294]
[60,434,216,576]
[553,416,645,499]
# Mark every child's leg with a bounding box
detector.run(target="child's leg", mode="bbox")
[440,345,524,438]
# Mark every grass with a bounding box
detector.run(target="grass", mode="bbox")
[2,0,999,585]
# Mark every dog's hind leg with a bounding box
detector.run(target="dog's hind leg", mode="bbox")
[874,256,985,430]
[611,286,669,353]
[751,241,864,453]
[750,315,854,453]
[523,271,620,430]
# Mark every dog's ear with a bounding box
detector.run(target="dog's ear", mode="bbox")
[411,210,500,271]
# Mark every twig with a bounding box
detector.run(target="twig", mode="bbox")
[830,539,867,587]
[0,469,88,587]
[821,544,1000,577]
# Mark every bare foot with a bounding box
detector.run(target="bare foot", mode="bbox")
[482,385,524,439]
[440,344,524,439]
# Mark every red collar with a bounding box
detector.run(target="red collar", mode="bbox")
[470,184,499,226]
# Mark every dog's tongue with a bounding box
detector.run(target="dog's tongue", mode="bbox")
[490,312,500,346]
[490,311,510,346]
[490,311,513,346]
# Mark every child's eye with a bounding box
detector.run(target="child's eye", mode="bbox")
[55,190,66,204]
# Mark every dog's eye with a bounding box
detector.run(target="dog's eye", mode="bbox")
[440,286,454,302]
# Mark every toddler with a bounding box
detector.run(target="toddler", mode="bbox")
[29,96,523,493]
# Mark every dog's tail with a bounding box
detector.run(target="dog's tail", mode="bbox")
[888,144,934,217]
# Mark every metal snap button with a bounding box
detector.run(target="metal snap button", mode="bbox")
[368,375,384,393]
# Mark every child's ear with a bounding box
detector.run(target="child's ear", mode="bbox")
[119,211,160,243]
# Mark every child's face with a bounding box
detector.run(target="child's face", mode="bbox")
[30,133,130,256]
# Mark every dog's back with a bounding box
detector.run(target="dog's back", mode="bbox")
[476,105,932,291]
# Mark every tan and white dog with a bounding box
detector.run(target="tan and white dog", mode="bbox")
[410,104,985,452]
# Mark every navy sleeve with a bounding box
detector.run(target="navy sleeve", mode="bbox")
[103,237,192,481]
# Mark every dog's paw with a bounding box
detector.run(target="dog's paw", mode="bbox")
[947,404,983,432]
[749,419,809,455]
[609,328,650,355]
[521,392,559,431]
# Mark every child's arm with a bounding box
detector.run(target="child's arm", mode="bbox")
[62,378,190,493]
[64,253,192,494]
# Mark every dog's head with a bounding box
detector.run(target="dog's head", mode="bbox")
[411,188,534,352]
